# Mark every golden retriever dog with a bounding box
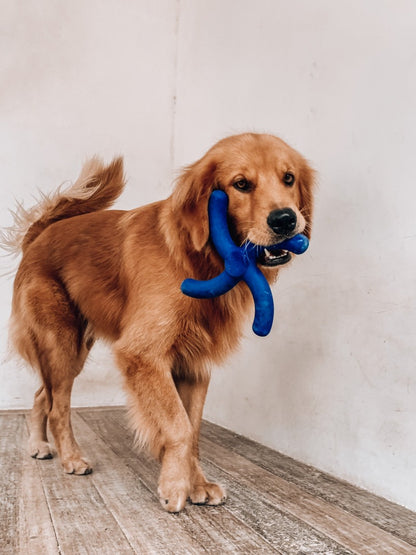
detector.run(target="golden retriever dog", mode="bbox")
[7,133,314,512]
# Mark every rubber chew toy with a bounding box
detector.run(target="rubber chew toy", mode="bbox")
[181,190,309,336]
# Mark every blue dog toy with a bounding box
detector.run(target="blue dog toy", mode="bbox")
[181,190,309,336]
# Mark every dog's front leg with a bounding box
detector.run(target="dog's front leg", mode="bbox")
[116,350,193,513]
[175,377,227,506]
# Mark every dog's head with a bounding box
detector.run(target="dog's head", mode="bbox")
[172,133,315,267]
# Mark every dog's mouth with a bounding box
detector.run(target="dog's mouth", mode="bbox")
[257,246,292,267]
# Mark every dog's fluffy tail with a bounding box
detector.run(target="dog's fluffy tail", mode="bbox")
[2,156,125,255]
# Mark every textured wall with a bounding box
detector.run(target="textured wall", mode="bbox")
[0,0,178,408]
[174,0,416,511]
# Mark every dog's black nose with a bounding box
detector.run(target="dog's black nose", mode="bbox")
[267,208,297,235]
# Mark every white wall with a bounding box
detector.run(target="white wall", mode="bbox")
[176,0,416,511]
[0,0,178,407]
[1,1,416,512]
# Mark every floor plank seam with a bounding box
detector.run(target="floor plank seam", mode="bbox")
[23,415,62,555]
[86,410,416,552]
[75,411,155,554]
[244,456,412,547]
[199,442,415,555]
[79,410,284,553]
[198,489,284,555]
[97,410,377,554]
[236,453,415,549]
[199,454,353,555]
[86,475,137,554]
[77,412,249,552]
[201,422,416,549]
[76,411,161,501]
[199,457,354,555]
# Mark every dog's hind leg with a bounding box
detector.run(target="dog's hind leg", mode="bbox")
[46,371,92,475]
[14,277,93,474]
[29,385,53,459]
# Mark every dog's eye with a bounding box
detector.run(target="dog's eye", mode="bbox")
[233,178,252,192]
[283,172,295,186]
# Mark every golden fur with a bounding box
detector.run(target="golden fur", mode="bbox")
[7,133,314,512]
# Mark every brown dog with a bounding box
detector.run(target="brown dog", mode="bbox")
[7,133,314,512]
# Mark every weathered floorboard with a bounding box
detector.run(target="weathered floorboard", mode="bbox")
[94,408,354,555]
[23,413,135,555]
[200,458,354,555]
[0,414,26,554]
[79,410,279,553]
[1,407,416,555]
[72,412,213,554]
[18,419,58,554]
[200,420,416,547]
[199,435,415,555]
[106,408,415,555]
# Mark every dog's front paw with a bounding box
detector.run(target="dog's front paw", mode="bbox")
[190,481,227,506]
[62,456,93,475]
[29,440,54,460]
[158,480,189,513]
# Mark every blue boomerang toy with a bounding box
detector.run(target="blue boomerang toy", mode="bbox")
[181,189,309,337]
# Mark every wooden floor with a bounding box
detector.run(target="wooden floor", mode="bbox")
[1,408,416,554]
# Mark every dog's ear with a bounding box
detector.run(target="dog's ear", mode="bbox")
[171,157,217,251]
[298,161,316,239]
